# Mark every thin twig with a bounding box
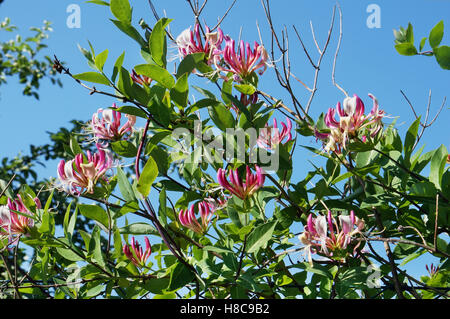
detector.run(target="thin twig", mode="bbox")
[331,4,348,97]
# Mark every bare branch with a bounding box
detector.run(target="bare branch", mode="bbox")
[292,25,316,69]
[331,4,348,97]
[211,0,238,31]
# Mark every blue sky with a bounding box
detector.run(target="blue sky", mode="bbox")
[1,0,449,286]
[1,0,448,161]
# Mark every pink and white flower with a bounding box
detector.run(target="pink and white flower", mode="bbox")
[123,236,152,268]
[88,103,136,147]
[257,116,293,151]
[216,36,269,82]
[178,200,216,234]
[0,195,41,245]
[176,23,224,65]
[56,144,114,196]
[217,165,265,200]
[315,94,385,153]
[298,210,364,264]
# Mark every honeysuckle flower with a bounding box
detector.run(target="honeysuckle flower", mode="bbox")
[217,165,265,200]
[0,195,41,245]
[216,36,269,82]
[87,103,136,147]
[257,116,293,151]
[178,200,216,234]
[299,210,364,264]
[123,236,152,268]
[425,263,440,277]
[131,69,152,86]
[315,94,385,153]
[56,144,114,196]
[176,23,224,65]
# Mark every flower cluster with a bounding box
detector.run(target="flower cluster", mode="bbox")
[176,23,269,82]
[57,143,114,196]
[216,36,269,82]
[298,210,364,264]
[176,23,224,65]
[425,263,440,278]
[217,165,265,200]
[178,200,217,234]
[0,195,41,246]
[87,103,136,147]
[315,94,385,153]
[123,236,152,268]
[257,117,293,151]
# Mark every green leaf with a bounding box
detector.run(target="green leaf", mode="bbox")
[158,187,168,227]
[111,140,138,158]
[170,72,189,108]
[115,105,148,119]
[56,247,84,262]
[429,20,444,48]
[110,0,132,24]
[95,49,108,71]
[429,144,447,190]
[227,205,243,228]
[234,84,256,95]
[176,53,205,78]
[117,66,134,99]
[110,19,146,48]
[207,102,235,132]
[86,0,109,5]
[419,37,427,52]
[167,262,195,291]
[294,262,333,280]
[63,201,73,238]
[246,221,277,254]
[409,181,437,197]
[149,18,173,67]
[406,22,414,43]
[69,135,83,157]
[112,51,125,83]
[136,156,159,198]
[202,245,234,254]
[223,92,253,122]
[88,225,106,268]
[395,43,418,56]
[78,204,110,229]
[72,72,110,85]
[38,210,55,235]
[134,64,174,89]
[404,116,421,162]
[434,45,450,70]
[116,166,137,202]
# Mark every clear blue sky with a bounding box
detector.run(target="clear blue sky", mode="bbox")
[1,0,449,283]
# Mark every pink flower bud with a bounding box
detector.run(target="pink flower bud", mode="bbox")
[257,117,293,151]
[178,200,216,234]
[123,236,152,268]
[217,165,265,200]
